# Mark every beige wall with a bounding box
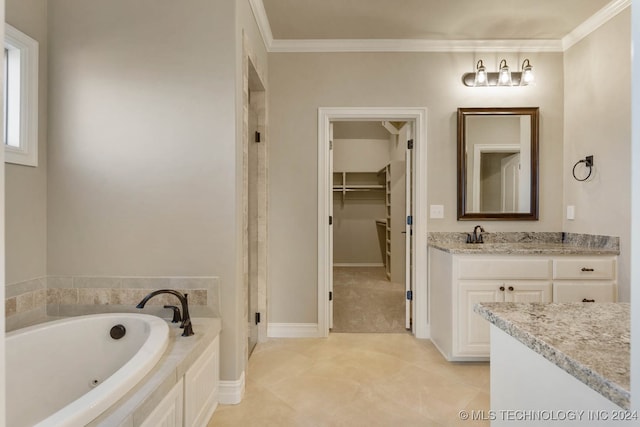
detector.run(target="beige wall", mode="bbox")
[45,0,267,382]
[5,0,48,285]
[563,9,631,301]
[268,51,564,323]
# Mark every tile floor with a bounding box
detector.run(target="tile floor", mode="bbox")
[208,333,489,426]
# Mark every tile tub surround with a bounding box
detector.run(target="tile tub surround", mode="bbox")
[474,302,630,409]
[428,232,620,255]
[5,277,48,331]
[5,276,220,331]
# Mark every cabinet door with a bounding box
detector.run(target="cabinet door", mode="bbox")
[553,282,617,303]
[503,281,552,303]
[140,378,184,427]
[184,336,219,427]
[457,282,504,357]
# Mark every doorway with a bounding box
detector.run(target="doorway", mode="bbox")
[244,54,267,357]
[317,108,428,339]
[330,121,411,333]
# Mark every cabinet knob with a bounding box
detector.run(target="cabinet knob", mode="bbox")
[582,298,596,303]
[508,286,514,291]
[499,286,505,291]
[581,267,595,272]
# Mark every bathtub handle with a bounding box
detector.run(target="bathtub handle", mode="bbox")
[164,305,182,323]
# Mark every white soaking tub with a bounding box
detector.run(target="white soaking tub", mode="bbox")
[6,313,169,427]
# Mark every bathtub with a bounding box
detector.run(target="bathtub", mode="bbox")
[6,313,169,427]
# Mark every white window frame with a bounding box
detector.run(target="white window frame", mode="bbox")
[4,24,38,167]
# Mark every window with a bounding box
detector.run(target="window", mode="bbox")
[4,24,38,166]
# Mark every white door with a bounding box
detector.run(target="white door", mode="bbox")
[501,152,520,212]
[405,123,414,330]
[328,122,334,329]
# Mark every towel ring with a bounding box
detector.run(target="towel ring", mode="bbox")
[572,158,593,182]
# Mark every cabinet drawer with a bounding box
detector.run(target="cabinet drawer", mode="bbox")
[553,282,617,303]
[553,258,616,280]
[457,258,551,280]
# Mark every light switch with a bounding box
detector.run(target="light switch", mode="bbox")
[567,205,575,220]
[430,205,444,219]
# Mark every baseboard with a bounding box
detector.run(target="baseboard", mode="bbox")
[218,371,245,405]
[416,324,430,340]
[267,323,320,338]
[333,263,384,267]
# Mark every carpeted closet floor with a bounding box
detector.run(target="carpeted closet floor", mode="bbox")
[331,266,406,333]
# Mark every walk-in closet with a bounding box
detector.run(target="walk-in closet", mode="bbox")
[331,121,411,332]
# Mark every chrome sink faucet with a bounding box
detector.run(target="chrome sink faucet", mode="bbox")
[136,289,194,336]
[466,225,485,244]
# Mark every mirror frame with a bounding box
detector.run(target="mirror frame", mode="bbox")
[457,107,539,221]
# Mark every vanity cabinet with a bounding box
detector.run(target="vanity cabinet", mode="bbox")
[429,249,617,361]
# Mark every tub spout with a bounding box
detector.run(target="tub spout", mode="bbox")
[136,289,194,336]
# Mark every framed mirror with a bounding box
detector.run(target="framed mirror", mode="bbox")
[457,107,539,220]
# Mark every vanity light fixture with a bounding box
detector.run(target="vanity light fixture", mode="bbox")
[462,58,534,87]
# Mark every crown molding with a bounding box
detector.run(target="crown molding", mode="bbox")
[251,0,629,54]
[248,0,273,49]
[269,38,563,53]
[562,0,630,51]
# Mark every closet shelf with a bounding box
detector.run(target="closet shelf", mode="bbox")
[333,171,386,202]
[332,185,385,191]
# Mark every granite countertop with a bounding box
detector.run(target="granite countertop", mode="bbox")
[428,231,620,255]
[474,302,630,409]
[428,241,620,255]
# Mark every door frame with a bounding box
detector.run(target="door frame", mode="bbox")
[472,144,520,211]
[317,107,429,338]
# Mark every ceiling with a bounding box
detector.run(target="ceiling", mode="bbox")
[255,0,626,52]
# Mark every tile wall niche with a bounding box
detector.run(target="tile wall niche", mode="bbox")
[5,276,220,332]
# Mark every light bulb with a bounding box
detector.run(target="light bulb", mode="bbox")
[497,59,512,86]
[520,59,534,85]
[473,60,488,87]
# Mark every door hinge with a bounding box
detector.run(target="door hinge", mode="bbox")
[407,139,414,149]
[329,291,333,301]
[329,216,333,225]
[329,140,333,150]
[407,215,413,225]
[255,312,261,325]
[406,290,413,301]
[255,131,261,143]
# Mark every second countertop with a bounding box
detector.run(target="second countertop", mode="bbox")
[474,302,630,409]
